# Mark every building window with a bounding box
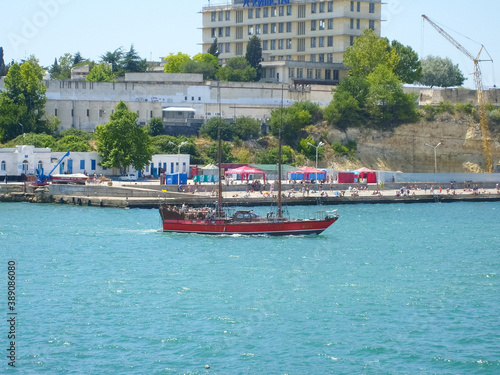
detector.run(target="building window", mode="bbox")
[80,160,85,170]
[357,1,361,12]
[211,12,216,22]
[310,54,316,62]
[219,27,223,37]
[236,10,243,23]
[236,43,243,55]
[327,53,333,62]
[319,19,325,30]
[279,6,284,16]
[369,2,375,13]
[226,10,231,20]
[315,69,322,79]
[350,36,354,46]
[333,70,339,80]
[369,20,375,30]
[54,108,58,116]
[287,5,292,15]
[328,1,333,12]
[357,19,360,29]
[298,4,306,18]
[263,7,269,17]
[325,69,331,80]
[297,68,303,78]
[218,11,223,21]
[271,6,277,17]
[318,53,325,62]
[91,159,96,170]
[350,1,354,11]
[226,26,231,37]
[350,19,354,29]
[288,68,294,78]
[310,37,316,48]
[263,24,268,34]
[286,22,292,32]
[271,23,276,33]
[211,28,216,38]
[256,24,261,34]
[307,68,313,79]
[311,20,316,31]
[286,39,292,49]
[298,21,305,35]
[297,38,306,52]
[71,109,74,117]
[328,18,334,29]
[311,2,317,14]
[320,2,325,13]
[22,160,28,173]
[279,22,284,33]
[225,43,230,53]
[286,55,292,60]
[87,109,89,117]
[319,36,324,47]
[248,25,254,35]
[236,27,243,39]
[270,40,276,50]
[248,8,253,19]
[263,40,268,50]
[256,8,260,18]
[328,35,333,47]
[278,39,284,49]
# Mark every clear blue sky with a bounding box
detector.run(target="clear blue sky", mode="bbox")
[2,0,498,88]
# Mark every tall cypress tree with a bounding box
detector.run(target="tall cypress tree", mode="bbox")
[245,36,262,81]
[0,47,7,77]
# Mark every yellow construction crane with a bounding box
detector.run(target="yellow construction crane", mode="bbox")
[422,15,494,172]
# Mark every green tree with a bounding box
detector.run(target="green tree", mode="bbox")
[269,101,318,146]
[163,52,191,73]
[73,51,85,65]
[6,133,56,148]
[58,128,93,140]
[419,55,466,88]
[205,140,234,163]
[182,53,219,80]
[86,62,116,82]
[94,101,153,174]
[344,29,399,77]
[216,57,256,82]
[122,45,147,73]
[391,40,423,84]
[0,47,8,76]
[0,62,48,141]
[100,48,124,74]
[255,145,294,164]
[199,117,235,141]
[50,53,73,80]
[208,38,219,57]
[234,116,260,140]
[54,135,92,152]
[147,117,164,136]
[245,36,262,81]
[324,90,364,130]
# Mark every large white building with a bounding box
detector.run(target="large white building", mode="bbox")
[201,0,382,84]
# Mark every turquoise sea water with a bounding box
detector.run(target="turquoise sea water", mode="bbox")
[1,201,499,374]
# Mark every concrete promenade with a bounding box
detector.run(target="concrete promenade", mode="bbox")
[1,180,499,209]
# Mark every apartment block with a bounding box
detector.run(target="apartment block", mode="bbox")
[201,0,382,84]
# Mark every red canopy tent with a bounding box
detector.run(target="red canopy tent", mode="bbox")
[355,167,377,183]
[224,166,266,183]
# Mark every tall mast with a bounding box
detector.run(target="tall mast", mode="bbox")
[278,83,283,218]
[217,81,223,218]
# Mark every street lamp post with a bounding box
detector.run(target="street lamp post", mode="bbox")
[307,141,325,173]
[169,141,188,186]
[425,142,442,173]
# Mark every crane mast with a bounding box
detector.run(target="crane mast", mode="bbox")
[422,15,494,172]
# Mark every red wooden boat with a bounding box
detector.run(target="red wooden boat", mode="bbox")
[159,85,338,235]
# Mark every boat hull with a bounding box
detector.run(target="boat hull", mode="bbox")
[162,217,338,235]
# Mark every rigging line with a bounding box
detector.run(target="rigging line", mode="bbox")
[429,16,484,48]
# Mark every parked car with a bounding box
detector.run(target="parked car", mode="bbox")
[118,173,138,181]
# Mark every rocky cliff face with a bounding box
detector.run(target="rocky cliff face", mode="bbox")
[327,113,500,173]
